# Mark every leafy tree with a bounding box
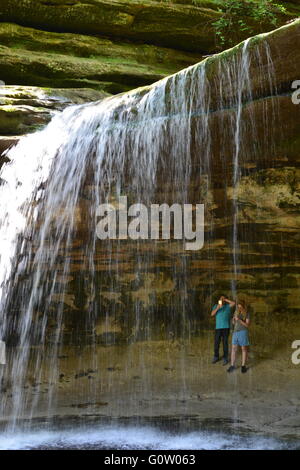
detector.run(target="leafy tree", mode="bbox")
[212,0,286,48]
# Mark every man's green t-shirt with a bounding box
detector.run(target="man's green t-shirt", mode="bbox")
[212,303,232,329]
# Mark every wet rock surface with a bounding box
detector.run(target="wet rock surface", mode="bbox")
[0,85,108,158]
[0,19,300,432]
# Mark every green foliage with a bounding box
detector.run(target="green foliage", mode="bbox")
[213,0,286,48]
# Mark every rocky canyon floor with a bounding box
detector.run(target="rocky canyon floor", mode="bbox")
[1,321,300,442]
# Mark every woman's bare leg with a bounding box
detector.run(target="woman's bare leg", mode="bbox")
[231,345,238,366]
[241,346,248,366]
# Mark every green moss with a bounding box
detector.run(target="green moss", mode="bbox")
[0,0,298,56]
[0,23,203,92]
[0,0,220,53]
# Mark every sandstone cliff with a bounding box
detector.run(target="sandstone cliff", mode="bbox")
[0,7,300,437]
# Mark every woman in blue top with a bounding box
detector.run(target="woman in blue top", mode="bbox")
[227,300,250,374]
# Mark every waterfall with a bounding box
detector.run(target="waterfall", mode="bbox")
[0,36,277,430]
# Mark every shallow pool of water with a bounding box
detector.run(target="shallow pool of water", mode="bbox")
[0,424,298,450]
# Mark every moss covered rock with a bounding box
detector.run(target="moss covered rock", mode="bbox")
[0,85,107,145]
[0,0,220,53]
[0,1,298,94]
[0,0,298,54]
[0,23,203,92]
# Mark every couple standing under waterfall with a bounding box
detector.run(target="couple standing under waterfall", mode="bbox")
[211,296,250,373]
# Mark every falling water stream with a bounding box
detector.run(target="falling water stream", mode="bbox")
[0,34,292,449]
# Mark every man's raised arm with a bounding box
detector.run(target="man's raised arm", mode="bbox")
[224,297,235,308]
[211,304,220,317]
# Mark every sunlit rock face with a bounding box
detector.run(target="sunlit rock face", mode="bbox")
[0,0,299,93]
[0,86,108,162]
[1,0,299,52]
[0,22,202,94]
[0,0,229,53]
[0,20,300,431]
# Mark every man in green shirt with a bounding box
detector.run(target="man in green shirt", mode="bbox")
[211,295,235,365]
